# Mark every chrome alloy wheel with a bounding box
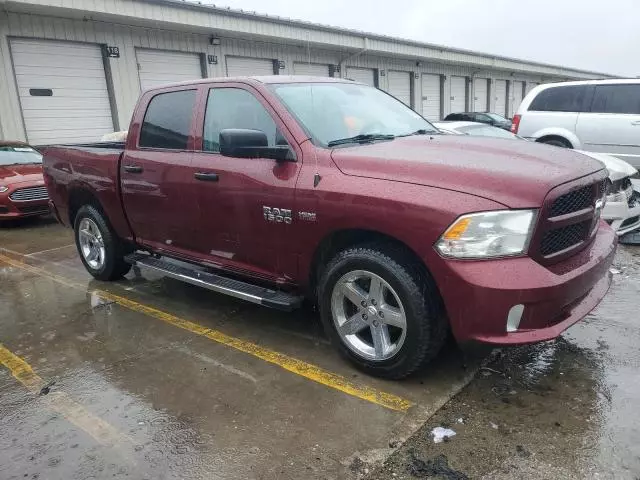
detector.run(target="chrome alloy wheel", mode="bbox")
[78,218,106,270]
[330,270,407,361]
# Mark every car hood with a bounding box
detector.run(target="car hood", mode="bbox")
[0,164,44,184]
[330,135,605,208]
[575,150,637,182]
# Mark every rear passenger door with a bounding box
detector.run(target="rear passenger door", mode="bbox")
[190,85,302,280]
[576,83,640,168]
[121,89,201,254]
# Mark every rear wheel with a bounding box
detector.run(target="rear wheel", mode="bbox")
[74,205,131,280]
[318,245,447,379]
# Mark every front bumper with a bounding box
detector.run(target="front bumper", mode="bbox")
[603,191,640,235]
[436,222,616,345]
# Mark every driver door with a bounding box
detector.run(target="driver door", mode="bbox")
[190,85,302,280]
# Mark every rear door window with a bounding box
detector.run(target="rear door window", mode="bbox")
[139,90,197,149]
[528,85,588,112]
[590,84,640,114]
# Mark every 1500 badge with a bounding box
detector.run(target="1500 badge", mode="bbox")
[263,206,292,224]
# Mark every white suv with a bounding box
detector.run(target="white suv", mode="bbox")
[513,79,640,168]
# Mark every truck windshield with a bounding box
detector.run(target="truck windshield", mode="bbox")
[271,82,438,147]
[0,146,42,166]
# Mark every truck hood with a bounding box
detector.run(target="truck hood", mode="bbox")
[0,164,44,184]
[575,150,637,182]
[330,135,604,208]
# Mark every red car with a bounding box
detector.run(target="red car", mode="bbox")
[0,142,50,220]
[42,77,616,379]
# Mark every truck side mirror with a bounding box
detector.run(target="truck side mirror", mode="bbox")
[219,129,295,162]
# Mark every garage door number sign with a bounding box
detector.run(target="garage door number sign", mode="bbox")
[106,46,120,58]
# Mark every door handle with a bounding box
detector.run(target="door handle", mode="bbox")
[194,172,219,182]
[631,121,640,126]
[123,165,143,173]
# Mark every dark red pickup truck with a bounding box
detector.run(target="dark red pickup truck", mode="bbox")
[43,76,616,378]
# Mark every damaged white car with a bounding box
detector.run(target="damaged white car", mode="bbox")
[578,151,640,236]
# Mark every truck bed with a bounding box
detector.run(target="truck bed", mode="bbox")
[42,143,132,240]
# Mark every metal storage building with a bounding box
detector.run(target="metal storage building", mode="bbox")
[0,0,615,144]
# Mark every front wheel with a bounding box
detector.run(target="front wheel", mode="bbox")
[318,245,447,379]
[74,205,131,281]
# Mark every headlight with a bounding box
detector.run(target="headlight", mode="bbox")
[0,186,8,193]
[435,210,537,259]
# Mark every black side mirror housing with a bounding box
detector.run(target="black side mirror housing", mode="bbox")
[219,129,295,162]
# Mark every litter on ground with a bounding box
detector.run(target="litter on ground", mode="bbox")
[431,427,456,444]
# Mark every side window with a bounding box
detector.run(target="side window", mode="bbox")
[139,90,196,149]
[203,88,280,153]
[528,85,587,113]
[476,114,491,123]
[591,84,640,115]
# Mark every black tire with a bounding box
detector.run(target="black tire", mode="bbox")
[540,137,571,148]
[318,245,447,379]
[74,204,132,281]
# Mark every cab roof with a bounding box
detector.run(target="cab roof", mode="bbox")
[142,75,358,93]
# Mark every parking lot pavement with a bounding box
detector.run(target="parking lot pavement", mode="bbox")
[368,246,640,480]
[0,217,479,480]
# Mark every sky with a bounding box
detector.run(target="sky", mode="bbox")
[201,0,639,76]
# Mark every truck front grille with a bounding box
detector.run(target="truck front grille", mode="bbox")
[9,186,48,202]
[550,185,593,217]
[540,221,590,256]
[531,174,606,263]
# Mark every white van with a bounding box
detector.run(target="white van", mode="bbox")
[513,79,640,168]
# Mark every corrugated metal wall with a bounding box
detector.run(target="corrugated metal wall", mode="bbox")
[0,10,553,141]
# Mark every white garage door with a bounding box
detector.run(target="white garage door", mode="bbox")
[226,56,274,77]
[293,62,330,77]
[421,74,441,120]
[510,80,524,117]
[494,80,507,116]
[387,71,412,107]
[10,38,114,145]
[137,49,203,91]
[346,67,376,87]
[450,76,467,114]
[526,82,539,95]
[473,78,489,112]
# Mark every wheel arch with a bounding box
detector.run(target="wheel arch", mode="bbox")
[536,135,574,148]
[532,127,580,149]
[66,183,134,241]
[67,186,103,226]
[307,228,432,300]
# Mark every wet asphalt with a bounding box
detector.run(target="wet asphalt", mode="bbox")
[0,216,638,479]
[368,246,640,479]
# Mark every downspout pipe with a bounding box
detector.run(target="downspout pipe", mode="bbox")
[339,37,369,78]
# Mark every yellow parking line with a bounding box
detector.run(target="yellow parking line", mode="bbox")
[0,253,414,412]
[0,343,133,448]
